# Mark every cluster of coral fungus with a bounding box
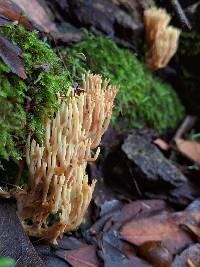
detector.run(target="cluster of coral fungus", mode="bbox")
[15,73,117,243]
[144,7,180,70]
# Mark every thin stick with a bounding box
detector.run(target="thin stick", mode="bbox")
[187,258,196,267]
[170,0,192,30]
[173,115,197,140]
[50,33,68,70]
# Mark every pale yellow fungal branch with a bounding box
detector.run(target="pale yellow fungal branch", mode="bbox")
[15,73,117,243]
[144,7,181,70]
[82,73,118,148]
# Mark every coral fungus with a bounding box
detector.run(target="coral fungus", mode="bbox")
[144,7,181,70]
[16,74,117,243]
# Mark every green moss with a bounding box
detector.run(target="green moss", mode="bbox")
[63,31,184,132]
[0,23,71,162]
[179,31,200,56]
[0,72,26,160]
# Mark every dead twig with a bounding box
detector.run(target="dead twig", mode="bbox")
[169,0,192,30]
[50,33,68,71]
[187,258,196,267]
[173,115,197,140]
[126,160,143,197]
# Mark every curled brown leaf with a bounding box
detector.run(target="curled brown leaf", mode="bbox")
[0,34,27,79]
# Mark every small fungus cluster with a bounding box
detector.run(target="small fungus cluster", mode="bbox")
[144,7,181,70]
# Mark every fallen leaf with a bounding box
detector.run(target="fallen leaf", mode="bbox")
[0,34,27,79]
[98,230,125,267]
[0,0,33,28]
[56,236,86,250]
[124,255,153,267]
[103,199,168,232]
[98,230,153,267]
[11,0,57,32]
[11,0,83,43]
[89,200,167,236]
[175,139,200,164]
[120,211,200,254]
[172,244,200,267]
[55,245,100,267]
[153,138,170,151]
[41,256,70,267]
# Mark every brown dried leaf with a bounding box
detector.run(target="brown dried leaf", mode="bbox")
[0,0,33,28]
[11,0,57,32]
[0,34,27,79]
[104,199,168,232]
[10,0,83,42]
[124,256,153,267]
[89,200,167,235]
[120,211,200,254]
[175,139,200,164]
[55,245,100,267]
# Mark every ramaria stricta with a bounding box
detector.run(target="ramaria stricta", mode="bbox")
[144,7,181,70]
[15,73,117,243]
